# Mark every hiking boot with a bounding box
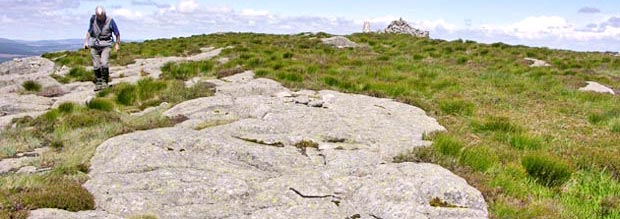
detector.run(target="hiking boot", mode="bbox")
[93,69,102,84]
[102,67,110,84]
[94,79,103,91]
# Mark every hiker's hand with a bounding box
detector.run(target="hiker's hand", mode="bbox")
[114,43,120,52]
[83,42,89,50]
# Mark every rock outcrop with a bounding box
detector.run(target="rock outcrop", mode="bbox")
[524,58,551,67]
[321,36,359,48]
[30,71,488,219]
[384,18,429,38]
[109,47,222,84]
[579,81,616,95]
[0,48,222,130]
[0,147,50,174]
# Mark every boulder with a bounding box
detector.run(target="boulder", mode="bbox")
[524,58,551,67]
[579,81,616,95]
[0,111,45,129]
[0,57,56,91]
[16,166,37,174]
[0,93,52,115]
[0,56,55,77]
[37,71,488,219]
[321,36,359,48]
[38,85,69,97]
[384,18,430,38]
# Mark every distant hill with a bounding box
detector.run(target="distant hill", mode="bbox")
[0,38,83,63]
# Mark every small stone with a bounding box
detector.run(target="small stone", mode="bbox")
[38,85,69,97]
[274,91,293,98]
[294,96,310,105]
[84,95,95,105]
[16,166,37,174]
[321,36,359,48]
[524,58,551,67]
[308,100,324,108]
[579,81,616,95]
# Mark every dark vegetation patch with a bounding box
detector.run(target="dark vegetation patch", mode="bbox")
[52,66,95,84]
[0,175,94,218]
[160,60,215,80]
[522,154,574,187]
[21,80,41,92]
[429,197,463,208]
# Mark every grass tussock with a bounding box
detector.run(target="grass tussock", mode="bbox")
[509,133,544,150]
[22,80,42,92]
[0,175,94,217]
[439,99,475,116]
[161,60,215,80]
[86,98,115,111]
[432,134,463,156]
[522,154,573,187]
[459,146,496,172]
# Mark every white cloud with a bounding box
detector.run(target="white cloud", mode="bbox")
[111,8,144,20]
[479,16,620,41]
[355,15,399,25]
[240,9,270,17]
[412,19,458,32]
[481,16,571,39]
[178,0,199,13]
[0,15,15,24]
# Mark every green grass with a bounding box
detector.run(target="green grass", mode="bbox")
[509,133,544,150]
[161,60,215,80]
[50,66,95,84]
[522,154,574,187]
[22,80,42,92]
[609,118,620,133]
[473,116,523,133]
[87,98,115,111]
[439,99,475,116]
[58,102,76,114]
[96,79,213,112]
[459,146,496,172]
[33,32,620,218]
[432,134,463,156]
[561,171,620,218]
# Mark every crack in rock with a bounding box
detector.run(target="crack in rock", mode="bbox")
[289,187,337,199]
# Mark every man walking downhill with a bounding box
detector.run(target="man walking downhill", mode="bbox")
[84,5,120,91]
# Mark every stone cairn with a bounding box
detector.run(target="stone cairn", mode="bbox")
[384,18,429,38]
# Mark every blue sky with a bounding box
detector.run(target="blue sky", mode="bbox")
[1,0,620,51]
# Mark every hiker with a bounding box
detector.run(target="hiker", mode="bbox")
[83,5,120,91]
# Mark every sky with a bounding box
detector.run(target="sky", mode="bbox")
[1,0,620,52]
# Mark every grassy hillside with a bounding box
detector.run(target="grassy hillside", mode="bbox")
[3,33,620,218]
